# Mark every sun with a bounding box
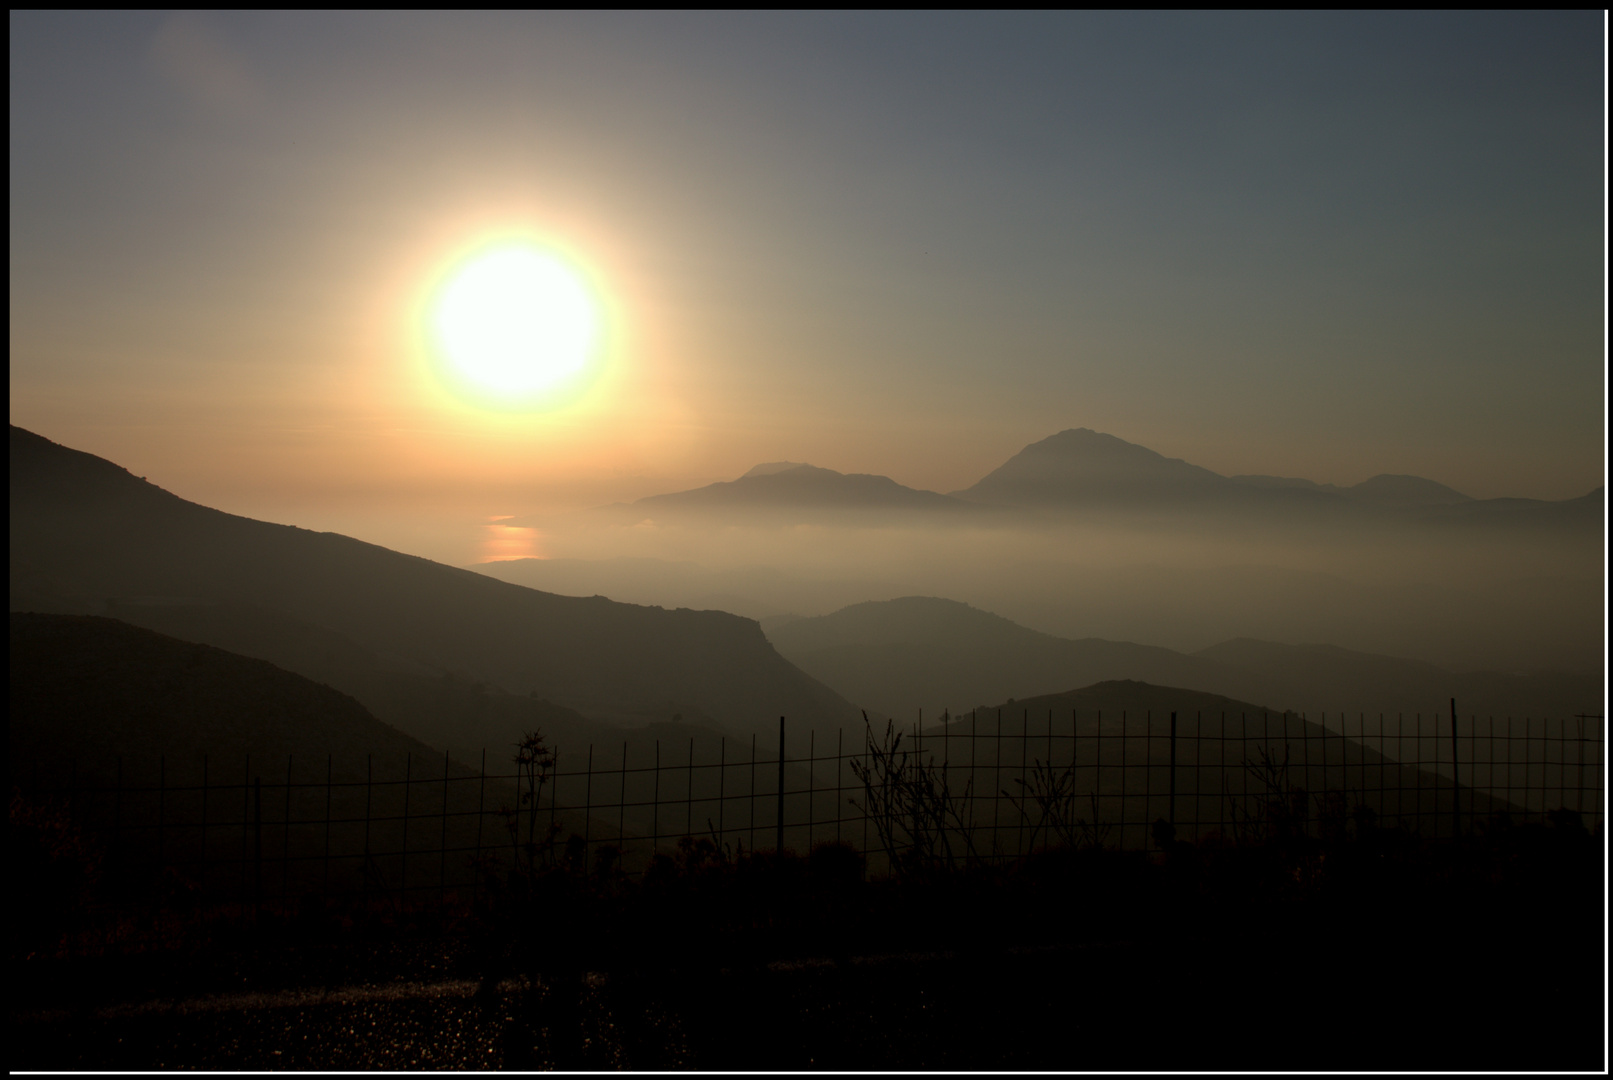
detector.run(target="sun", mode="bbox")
[430,242,602,407]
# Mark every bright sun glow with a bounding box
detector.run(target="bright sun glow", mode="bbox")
[432,244,600,404]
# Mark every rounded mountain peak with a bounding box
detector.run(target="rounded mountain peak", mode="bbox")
[958,428,1226,503]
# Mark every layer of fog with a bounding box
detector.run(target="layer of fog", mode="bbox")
[473,506,1603,675]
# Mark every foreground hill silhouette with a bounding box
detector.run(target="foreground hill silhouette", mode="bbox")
[766,597,1602,723]
[6,611,585,899]
[10,612,445,782]
[8,426,858,748]
[862,678,1520,844]
[766,597,1227,720]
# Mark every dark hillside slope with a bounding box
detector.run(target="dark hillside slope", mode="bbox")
[9,426,856,742]
[942,680,1518,841]
[970,680,1309,724]
[6,612,574,894]
[9,612,444,781]
[767,597,1231,720]
[767,597,1602,726]
[71,595,741,761]
[1193,638,1603,722]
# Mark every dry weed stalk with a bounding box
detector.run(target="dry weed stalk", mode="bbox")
[848,715,980,877]
[493,731,562,892]
[1005,761,1114,851]
[1229,742,1309,845]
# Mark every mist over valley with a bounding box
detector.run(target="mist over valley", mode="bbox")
[12,420,1599,784]
[477,428,1603,677]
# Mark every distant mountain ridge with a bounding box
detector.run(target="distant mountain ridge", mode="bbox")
[742,461,811,477]
[954,428,1235,504]
[1228,472,1473,506]
[627,428,1596,519]
[765,597,1601,724]
[635,463,965,512]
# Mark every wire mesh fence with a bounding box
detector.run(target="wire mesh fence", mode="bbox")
[14,707,1604,915]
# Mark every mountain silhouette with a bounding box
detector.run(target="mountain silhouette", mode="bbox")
[766,597,1228,720]
[904,679,1521,842]
[9,425,859,747]
[953,428,1240,505]
[634,463,966,513]
[1342,474,1472,507]
[601,427,1593,528]
[10,612,447,782]
[1429,486,1604,526]
[742,461,811,477]
[972,679,1281,720]
[935,428,1594,523]
[1226,472,1475,507]
[5,612,621,893]
[1191,638,1600,721]
[470,556,899,624]
[766,597,1600,725]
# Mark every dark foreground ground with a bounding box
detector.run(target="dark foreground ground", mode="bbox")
[12,921,1604,1071]
[11,815,1606,1071]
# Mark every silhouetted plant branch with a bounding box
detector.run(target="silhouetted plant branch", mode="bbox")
[492,731,561,896]
[1005,761,1113,852]
[849,714,980,878]
[1230,743,1309,845]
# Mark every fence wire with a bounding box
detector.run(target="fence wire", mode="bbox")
[15,709,1604,913]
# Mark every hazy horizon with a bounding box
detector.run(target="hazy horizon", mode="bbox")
[12,14,1606,544]
[9,11,1607,672]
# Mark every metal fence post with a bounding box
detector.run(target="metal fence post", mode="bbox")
[1450,698,1460,838]
[241,754,251,911]
[401,753,412,898]
[1169,712,1177,830]
[1018,710,1028,856]
[440,748,451,905]
[776,716,786,854]
[1575,715,1587,814]
[549,747,560,853]
[157,755,166,878]
[282,756,293,910]
[200,755,209,909]
[618,741,628,854]
[583,744,594,867]
[362,754,373,908]
[832,731,845,851]
[253,775,262,920]
[324,754,333,898]
[807,729,815,851]
[112,756,123,888]
[472,748,486,903]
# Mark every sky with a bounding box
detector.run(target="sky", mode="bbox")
[9,12,1607,565]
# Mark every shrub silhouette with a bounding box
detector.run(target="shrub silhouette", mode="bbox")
[11,787,103,960]
[849,715,981,879]
[1008,759,1114,852]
